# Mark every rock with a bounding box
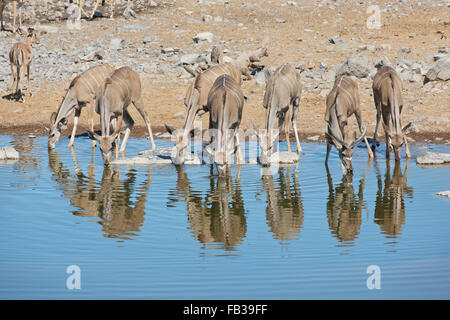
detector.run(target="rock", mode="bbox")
[122,6,137,19]
[399,47,411,54]
[173,111,185,119]
[0,147,19,160]
[374,56,392,69]
[416,152,450,165]
[178,53,204,65]
[193,32,214,43]
[307,135,320,141]
[113,147,201,165]
[267,151,299,164]
[436,191,450,197]
[109,38,124,50]
[276,18,287,23]
[425,55,450,81]
[438,47,449,54]
[336,54,370,78]
[328,35,344,44]
[202,15,213,22]
[161,47,180,54]
[143,36,153,44]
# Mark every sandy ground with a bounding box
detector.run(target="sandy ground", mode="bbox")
[0,0,449,144]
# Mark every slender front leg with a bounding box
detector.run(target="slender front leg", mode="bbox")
[87,102,96,149]
[385,130,390,159]
[68,108,81,147]
[110,0,114,19]
[284,111,291,153]
[292,98,302,154]
[9,64,16,91]
[403,135,411,159]
[133,99,155,150]
[12,1,16,33]
[356,111,373,158]
[234,131,243,165]
[278,115,285,154]
[119,109,134,153]
[90,0,101,19]
[27,62,32,96]
[325,140,331,164]
[17,66,26,100]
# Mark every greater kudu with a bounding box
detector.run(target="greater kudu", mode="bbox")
[325,75,373,172]
[47,64,115,149]
[259,63,302,165]
[87,66,155,166]
[8,26,39,100]
[372,66,412,160]
[167,63,241,165]
[204,74,245,176]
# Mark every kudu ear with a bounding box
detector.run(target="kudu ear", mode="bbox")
[402,122,413,133]
[58,117,68,130]
[325,131,342,149]
[165,123,175,135]
[50,112,57,125]
[87,129,100,142]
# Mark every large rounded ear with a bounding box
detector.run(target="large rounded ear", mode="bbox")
[50,112,57,125]
[87,129,100,141]
[58,117,68,129]
[402,122,412,133]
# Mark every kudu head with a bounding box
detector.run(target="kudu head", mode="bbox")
[87,127,121,166]
[47,112,67,149]
[383,122,412,161]
[165,124,192,165]
[25,27,40,45]
[326,125,367,173]
[205,131,236,176]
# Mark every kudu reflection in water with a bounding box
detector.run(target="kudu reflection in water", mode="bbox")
[261,166,304,243]
[48,148,151,239]
[325,161,371,244]
[168,166,246,251]
[374,159,413,237]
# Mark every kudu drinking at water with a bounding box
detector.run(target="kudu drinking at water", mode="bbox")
[372,66,412,160]
[8,26,39,101]
[47,64,115,149]
[325,75,373,172]
[87,66,155,166]
[166,63,241,165]
[258,63,302,165]
[205,74,245,176]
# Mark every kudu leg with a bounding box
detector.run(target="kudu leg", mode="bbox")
[356,111,374,158]
[27,63,32,96]
[372,101,382,150]
[403,135,411,159]
[119,108,134,153]
[9,64,16,91]
[68,108,81,147]
[278,115,285,153]
[87,102,97,149]
[325,141,331,164]
[90,0,101,19]
[292,98,302,154]
[132,99,155,150]
[284,111,291,153]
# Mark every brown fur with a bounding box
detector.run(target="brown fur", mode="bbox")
[372,66,411,160]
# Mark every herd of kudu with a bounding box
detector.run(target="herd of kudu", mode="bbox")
[3,15,413,176]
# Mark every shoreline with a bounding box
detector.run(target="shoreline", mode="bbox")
[1,124,449,144]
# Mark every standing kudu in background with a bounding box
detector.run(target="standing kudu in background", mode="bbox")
[1,1,24,32]
[9,26,39,101]
[325,75,373,172]
[372,66,411,161]
[259,63,302,165]
[166,63,241,165]
[205,74,245,176]
[47,64,115,149]
[87,67,155,166]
